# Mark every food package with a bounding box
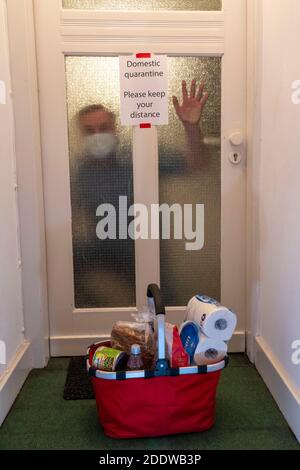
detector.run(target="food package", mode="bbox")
[111,320,155,370]
[165,322,190,368]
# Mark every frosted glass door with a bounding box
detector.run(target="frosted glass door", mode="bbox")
[65,57,135,308]
[34,0,246,356]
[63,0,222,11]
[158,57,221,306]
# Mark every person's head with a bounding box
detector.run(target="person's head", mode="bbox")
[77,104,118,160]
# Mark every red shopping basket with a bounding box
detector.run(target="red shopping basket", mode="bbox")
[87,284,228,439]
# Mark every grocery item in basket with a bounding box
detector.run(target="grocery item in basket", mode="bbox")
[127,344,144,371]
[165,323,189,368]
[92,346,127,372]
[111,321,155,369]
[131,306,155,331]
[193,334,228,366]
[180,322,227,365]
[179,321,200,362]
[186,295,237,341]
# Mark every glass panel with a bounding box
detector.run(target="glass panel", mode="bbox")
[65,57,135,308]
[63,0,222,11]
[158,57,221,306]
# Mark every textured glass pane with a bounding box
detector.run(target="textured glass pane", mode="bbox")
[158,57,221,306]
[63,0,221,11]
[65,57,135,308]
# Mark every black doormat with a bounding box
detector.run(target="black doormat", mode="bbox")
[63,356,95,400]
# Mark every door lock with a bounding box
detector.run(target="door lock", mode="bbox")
[229,151,242,165]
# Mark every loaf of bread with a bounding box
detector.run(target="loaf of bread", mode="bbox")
[111,321,155,370]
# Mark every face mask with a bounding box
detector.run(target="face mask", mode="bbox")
[83,133,118,160]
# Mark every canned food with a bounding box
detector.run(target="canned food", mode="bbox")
[92,346,127,372]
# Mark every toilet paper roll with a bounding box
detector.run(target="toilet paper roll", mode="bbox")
[193,334,228,366]
[186,295,237,341]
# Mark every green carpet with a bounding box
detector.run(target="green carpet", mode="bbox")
[0,355,299,450]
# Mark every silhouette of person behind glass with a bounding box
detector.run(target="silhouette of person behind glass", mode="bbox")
[71,80,209,307]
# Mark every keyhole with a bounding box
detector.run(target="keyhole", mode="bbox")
[229,151,241,165]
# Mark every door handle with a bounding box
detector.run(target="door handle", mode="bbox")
[228,130,244,146]
[228,130,244,165]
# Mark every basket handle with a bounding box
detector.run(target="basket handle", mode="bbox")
[147,283,169,375]
[147,283,166,316]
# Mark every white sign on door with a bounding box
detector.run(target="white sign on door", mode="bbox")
[119,54,168,126]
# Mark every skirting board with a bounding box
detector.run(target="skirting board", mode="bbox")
[50,331,245,357]
[0,341,32,426]
[255,336,300,443]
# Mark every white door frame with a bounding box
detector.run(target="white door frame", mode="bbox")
[9,0,251,365]
[245,0,263,362]
[34,0,247,356]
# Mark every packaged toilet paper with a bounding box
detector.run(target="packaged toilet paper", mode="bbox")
[193,334,228,366]
[186,294,237,341]
[179,321,228,366]
[179,321,201,362]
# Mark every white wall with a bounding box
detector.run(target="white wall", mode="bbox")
[253,0,300,442]
[0,0,24,376]
[259,0,300,391]
[0,0,33,427]
[6,0,50,368]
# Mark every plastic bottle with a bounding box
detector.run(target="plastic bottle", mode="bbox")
[127,344,144,371]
